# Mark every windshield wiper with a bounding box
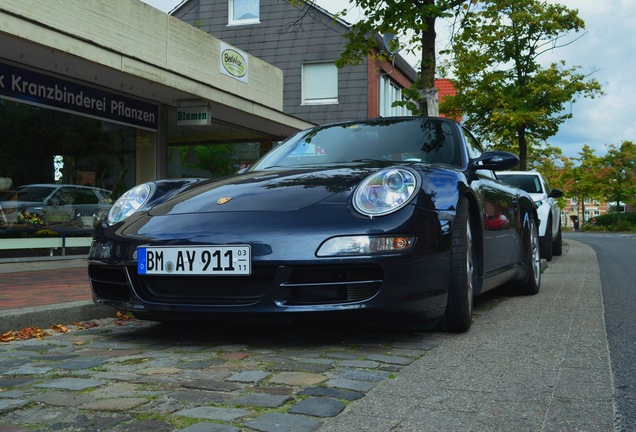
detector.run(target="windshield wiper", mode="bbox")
[350,159,392,164]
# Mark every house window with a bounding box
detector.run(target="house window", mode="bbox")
[380,76,409,117]
[229,0,259,25]
[302,63,338,105]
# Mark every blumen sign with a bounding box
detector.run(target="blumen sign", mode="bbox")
[177,106,211,126]
[0,62,158,130]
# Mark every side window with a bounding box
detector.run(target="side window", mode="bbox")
[302,63,338,105]
[540,177,551,194]
[51,188,75,205]
[462,127,483,160]
[463,127,497,178]
[229,0,259,25]
[75,189,99,205]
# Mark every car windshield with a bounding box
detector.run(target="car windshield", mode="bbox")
[251,118,462,170]
[498,174,542,194]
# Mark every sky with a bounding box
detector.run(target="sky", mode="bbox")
[141,0,635,160]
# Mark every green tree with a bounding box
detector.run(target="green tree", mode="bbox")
[559,145,603,222]
[598,141,636,213]
[291,0,474,115]
[441,0,602,170]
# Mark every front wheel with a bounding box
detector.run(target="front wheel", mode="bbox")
[518,216,541,295]
[540,217,553,262]
[440,197,477,333]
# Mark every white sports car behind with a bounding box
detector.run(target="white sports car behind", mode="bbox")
[496,171,563,261]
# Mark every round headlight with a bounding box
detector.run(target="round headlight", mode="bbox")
[353,168,420,217]
[106,183,153,224]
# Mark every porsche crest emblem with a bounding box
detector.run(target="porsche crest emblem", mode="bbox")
[216,197,232,205]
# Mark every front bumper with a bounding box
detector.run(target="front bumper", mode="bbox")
[89,251,450,322]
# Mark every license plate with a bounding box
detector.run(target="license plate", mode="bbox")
[137,245,251,275]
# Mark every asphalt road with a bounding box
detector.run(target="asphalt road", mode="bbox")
[564,231,636,432]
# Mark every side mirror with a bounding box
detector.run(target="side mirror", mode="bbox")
[549,189,563,198]
[472,151,519,171]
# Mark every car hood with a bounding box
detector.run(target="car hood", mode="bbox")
[148,167,378,216]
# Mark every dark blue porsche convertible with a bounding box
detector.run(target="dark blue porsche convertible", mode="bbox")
[88,117,541,332]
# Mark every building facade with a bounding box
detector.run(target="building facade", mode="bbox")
[0,0,311,257]
[170,0,420,125]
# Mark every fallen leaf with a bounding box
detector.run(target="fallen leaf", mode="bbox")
[116,311,134,320]
[114,311,135,325]
[74,321,98,329]
[1,331,16,343]
[15,327,50,340]
[51,324,70,333]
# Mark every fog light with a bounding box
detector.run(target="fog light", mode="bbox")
[89,240,112,259]
[316,235,415,257]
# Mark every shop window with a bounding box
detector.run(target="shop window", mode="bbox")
[0,99,140,257]
[380,76,409,117]
[229,0,259,25]
[302,63,338,105]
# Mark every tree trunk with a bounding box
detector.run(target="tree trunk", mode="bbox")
[419,7,438,117]
[517,125,527,171]
[420,87,439,117]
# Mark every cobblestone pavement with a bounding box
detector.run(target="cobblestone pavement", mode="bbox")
[0,240,616,431]
[0,315,450,431]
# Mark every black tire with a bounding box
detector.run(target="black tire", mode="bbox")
[441,197,477,333]
[518,216,541,295]
[540,217,553,262]
[552,224,563,256]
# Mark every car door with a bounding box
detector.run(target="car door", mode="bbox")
[540,176,562,237]
[462,129,518,273]
[478,171,520,272]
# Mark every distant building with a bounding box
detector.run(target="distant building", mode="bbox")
[435,78,460,121]
[562,197,624,227]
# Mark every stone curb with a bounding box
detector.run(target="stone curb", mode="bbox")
[1,301,116,333]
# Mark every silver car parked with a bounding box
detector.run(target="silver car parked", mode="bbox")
[0,184,112,227]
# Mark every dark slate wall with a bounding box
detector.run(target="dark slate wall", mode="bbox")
[172,0,369,125]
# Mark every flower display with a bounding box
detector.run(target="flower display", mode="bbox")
[17,210,45,226]
[35,229,59,237]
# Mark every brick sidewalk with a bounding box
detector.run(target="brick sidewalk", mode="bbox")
[0,266,92,310]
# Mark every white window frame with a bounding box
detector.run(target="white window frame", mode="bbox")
[301,63,338,105]
[380,75,409,117]
[229,0,260,25]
